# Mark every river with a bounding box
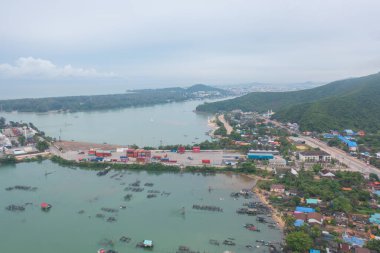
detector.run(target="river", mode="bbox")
[0,161,282,253]
[1,100,215,147]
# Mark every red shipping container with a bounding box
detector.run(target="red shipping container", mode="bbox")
[127,149,135,158]
[202,159,211,164]
[192,146,200,153]
[178,146,185,154]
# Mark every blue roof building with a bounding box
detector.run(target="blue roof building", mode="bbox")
[295,206,316,213]
[338,135,358,148]
[294,219,304,227]
[323,134,335,139]
[247,153,274,160]
[342,234,365,247]
[369,213,380,225]
[310,250,321,253]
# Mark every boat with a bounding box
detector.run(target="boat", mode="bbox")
[40,202,52,211]
[136,240,153,248]
[97,249,106,253]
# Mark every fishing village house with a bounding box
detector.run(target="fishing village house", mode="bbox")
[319,169,336,178]
[307,212,324,225]
[270,184,285,194]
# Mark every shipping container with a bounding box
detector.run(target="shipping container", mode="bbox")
[95,150,112,157]
[127,149,135,157]
[192,146,200,153]
[202,159,211,164]
[177,146,185,154]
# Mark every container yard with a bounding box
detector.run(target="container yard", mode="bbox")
[57,145,244,167]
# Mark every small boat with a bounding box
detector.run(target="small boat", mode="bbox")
[40,202,52,211]
[136,240,153,248]
[97,249,106,253]
[223,240,236,246]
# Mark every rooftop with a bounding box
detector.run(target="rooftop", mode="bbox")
[300,150,330,156]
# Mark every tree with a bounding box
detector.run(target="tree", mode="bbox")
[285,231,313,252]
[18,136,26,146]
[310,226,322,239]
[312,164,323,174]
[0,117,5,128]
[332,196,352,213]
[369,173,380,182]
[290,196,301,206]
[36,140,49,152]
[327,138,339,147]
[365,239,380,252]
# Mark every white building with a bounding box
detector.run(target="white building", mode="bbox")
[299,150,331,162]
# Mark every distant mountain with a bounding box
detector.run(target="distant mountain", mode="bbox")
[186,84,229,94]
[0,84,230,113]
[197,72,380,133]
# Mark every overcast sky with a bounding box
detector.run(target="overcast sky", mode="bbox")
[1,0,380,88]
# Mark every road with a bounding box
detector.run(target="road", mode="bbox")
[266,118,380,177]
[291,136,380,177]
[218,114,233,135]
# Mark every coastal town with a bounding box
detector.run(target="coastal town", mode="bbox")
[1,110,380,253]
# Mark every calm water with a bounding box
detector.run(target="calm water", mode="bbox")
[1,100,214,147]
[0,161,282,253]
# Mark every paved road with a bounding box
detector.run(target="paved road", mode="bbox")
[266,118,380,177]
[292,136,380,177]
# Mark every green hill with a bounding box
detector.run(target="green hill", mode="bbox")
[197,72,380,133]
[0,84,230,113]
[186,84,228,94]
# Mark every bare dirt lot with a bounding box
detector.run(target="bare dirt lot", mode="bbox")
[54,141,128,152]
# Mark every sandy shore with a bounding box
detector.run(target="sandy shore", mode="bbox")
[207,115,219,136]
[254,188,285,230]
[241,173,285,230]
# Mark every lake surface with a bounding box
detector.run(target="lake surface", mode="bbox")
[1,100,215,147]
[0,161,282,253]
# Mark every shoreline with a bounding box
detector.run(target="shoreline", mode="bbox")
[243,174,285,231]
[207,115,219,137]
[3,155,286,239]
[254,187,285,230]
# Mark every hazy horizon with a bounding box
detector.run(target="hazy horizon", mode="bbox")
[1,0,380,89]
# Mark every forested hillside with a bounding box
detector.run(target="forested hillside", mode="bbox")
[274,74,380,132]
[197,72,380,133]
[0,84,229,113]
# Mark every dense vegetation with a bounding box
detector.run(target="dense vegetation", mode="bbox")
[0,84,229,112]
[258,168,373,214]
[197,72,380,133]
